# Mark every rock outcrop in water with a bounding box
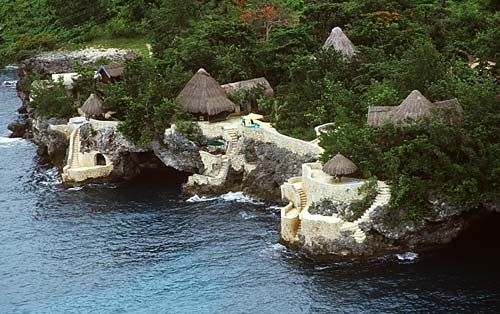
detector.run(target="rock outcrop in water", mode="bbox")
[238,138,317,202]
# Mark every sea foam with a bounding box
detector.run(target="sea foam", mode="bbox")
[187,192,264,205]
[395,252,418,263]
[2,80,17,88]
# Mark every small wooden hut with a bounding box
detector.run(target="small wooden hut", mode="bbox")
[367,90,464,127]
[323,27,357,58]
[323,153,358,181]
[178,68,236,121]
[96,63,124,83]
[80,94,103,118]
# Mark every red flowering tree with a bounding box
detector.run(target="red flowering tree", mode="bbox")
[238,1,290,41]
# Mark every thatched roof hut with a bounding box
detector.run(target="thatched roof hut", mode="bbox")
[367,106,393,127]
[80,93,103,117]
[431,98,464,124]
[323,153,358,177]
[323,27,357,58]
[367,90,464,127]
[392,90,432,121]
[221,77,274,97]
[178,68,236,116]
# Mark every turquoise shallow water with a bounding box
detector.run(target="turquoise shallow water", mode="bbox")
[1,67,500,314]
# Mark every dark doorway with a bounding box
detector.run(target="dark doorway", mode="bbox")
[95,153,106,166]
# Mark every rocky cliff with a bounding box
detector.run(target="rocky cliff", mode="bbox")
[295,192,500,257]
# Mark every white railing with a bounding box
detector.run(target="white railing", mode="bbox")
[314,122,336,137]
[241,126,324,156]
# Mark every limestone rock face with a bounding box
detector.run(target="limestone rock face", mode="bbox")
[151,126,204,174]
[79,124,147,180]
[239,138,318,202]
[363,194,474,253]
[7,117,30,138]
[31,116,69,168]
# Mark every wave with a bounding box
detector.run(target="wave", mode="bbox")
[239,211,257,220]
[187,192,264,205]
[4,65,18,71]
[36,167,62,186]
[2,80,17,88]
[219,192,265,205]
[0,137,22,144]
[186,195,218,203]
[67,186,83,191]
[267,205,283,211]
[394,252,418,263]
[0,137,25,148]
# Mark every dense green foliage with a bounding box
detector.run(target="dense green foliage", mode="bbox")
[0,0,150,63]
[3,0,498,219]
[104,57,191,147]
[29,79,76,118]
[175,121,203,143]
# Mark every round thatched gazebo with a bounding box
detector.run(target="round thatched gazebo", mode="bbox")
[323,27,357,58]
[323,153,358,181]
[177,68,236,119]
[80,93,103,118]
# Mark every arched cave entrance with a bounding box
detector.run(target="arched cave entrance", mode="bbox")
[441,212,500,265]
[95,153,106,166]
[126,151,192,188]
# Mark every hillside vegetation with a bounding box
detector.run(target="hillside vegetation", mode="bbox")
[3,0,499,220]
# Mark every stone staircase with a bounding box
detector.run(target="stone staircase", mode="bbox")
[226,128,238,154]
[69,127,81,168]
[297,187,307,210]
[215,128,239,178]
[295,185,307,239]
[354,181,390,225]
[341,181,391,244]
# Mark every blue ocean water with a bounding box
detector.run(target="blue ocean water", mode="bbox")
[1,67,499,314]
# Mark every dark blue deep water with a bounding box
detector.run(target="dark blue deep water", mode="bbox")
[1,67,500,313]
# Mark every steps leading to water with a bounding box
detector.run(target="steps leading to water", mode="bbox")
[69,128,80,168]
[297,187,307,210]
[215,128,239,178]
[353,181,391,225]
[342,181,391,244]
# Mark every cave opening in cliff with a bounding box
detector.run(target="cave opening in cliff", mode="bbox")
[449,212,500,256]
[130,151,191,186]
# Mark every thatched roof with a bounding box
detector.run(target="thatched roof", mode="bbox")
[323,153,358,176]
[323,27,357,58]
[367,106,393,127]
[367,90,464,127]
[97,63,124,79]
[178,68,236,115]
[392,90,432,121]
[80,94,103,117]
[431,98,464,124]
[221,77,274,97]
[433,98,463,112]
